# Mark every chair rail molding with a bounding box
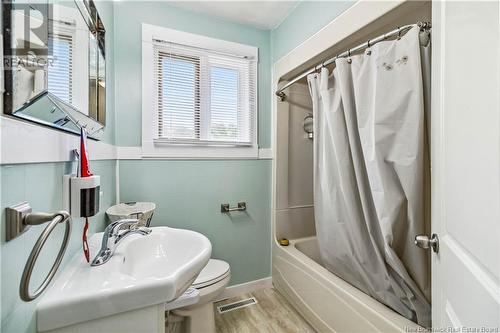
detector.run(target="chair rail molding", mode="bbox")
[116,146,273,160]
[1,116,117,164]
[1,116,273,164]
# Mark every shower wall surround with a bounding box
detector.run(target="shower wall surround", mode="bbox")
[275,83,315,241]
[0,3,116,333]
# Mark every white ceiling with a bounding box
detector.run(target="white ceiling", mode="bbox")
[166,1,300,30]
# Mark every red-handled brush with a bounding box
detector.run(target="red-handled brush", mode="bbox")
[80,128,93,178]
[80,128,92,263]
[83,218,90,263]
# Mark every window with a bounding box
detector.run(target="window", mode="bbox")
[157,51,200,141]
[142,24,258,158]
[48,33,74,104]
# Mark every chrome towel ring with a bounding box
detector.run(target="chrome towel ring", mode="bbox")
[19,211,72,301]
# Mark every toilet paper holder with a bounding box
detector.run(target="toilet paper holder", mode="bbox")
[220,202,247,213]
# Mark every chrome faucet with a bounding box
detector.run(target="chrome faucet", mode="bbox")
[91,219,152,266]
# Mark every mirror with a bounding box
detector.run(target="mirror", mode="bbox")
[2,0,106,138]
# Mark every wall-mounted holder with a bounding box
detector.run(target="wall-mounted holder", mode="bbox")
[63,174,101,218]
[6,202,33,241]
[221,202,247,213]
[303,113,313,139]
[5,202,72,301]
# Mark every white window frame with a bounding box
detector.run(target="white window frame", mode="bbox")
[141,23,258,159]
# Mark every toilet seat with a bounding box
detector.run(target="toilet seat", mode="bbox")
[192,259,230,289]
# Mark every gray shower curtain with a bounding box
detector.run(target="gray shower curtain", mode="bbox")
[307,26,431,327]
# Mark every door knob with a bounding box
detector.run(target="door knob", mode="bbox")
[414,233,439,253]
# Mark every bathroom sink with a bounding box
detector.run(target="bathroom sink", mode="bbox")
[37,227,211,332]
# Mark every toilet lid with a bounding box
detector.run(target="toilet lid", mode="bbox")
[193,259,230,289]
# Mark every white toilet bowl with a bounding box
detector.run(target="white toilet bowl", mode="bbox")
[172,259,230,333]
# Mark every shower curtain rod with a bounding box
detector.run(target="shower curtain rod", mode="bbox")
[275,21,431,101]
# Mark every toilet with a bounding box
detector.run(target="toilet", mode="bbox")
[170,259,230,333]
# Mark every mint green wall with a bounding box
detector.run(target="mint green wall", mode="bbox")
[112,1,355,288]
[0,160,116,333]
[119,160,271,285]
[0,2,116,333]
[114,1,272,149]
[113,2,273,286]
[271,1,355,63]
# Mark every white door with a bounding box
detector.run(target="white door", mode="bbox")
[431,0,500,330]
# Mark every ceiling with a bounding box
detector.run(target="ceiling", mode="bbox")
[166,1,300,30]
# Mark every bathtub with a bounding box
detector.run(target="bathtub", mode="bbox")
[272,236,422,332]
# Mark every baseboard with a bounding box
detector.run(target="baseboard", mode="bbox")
[216,276,273,301]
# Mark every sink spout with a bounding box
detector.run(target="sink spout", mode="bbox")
[91,219,152,266]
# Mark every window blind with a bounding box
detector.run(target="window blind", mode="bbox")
[153,40,257,146]
[48,33,73,104]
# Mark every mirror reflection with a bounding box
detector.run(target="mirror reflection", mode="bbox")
[3,0,106,138]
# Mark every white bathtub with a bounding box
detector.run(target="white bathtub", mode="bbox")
[272,236,422,332]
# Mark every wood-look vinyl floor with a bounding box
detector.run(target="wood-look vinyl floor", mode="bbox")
[214,288,316,333]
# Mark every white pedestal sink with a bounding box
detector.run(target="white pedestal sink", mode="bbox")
[36,227,211,333]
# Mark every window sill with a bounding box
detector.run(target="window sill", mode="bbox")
[141,141,259,159]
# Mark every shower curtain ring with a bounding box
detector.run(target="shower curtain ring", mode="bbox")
[317,62,325,73]
[366,40,372,55]
[347,50,352,64]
